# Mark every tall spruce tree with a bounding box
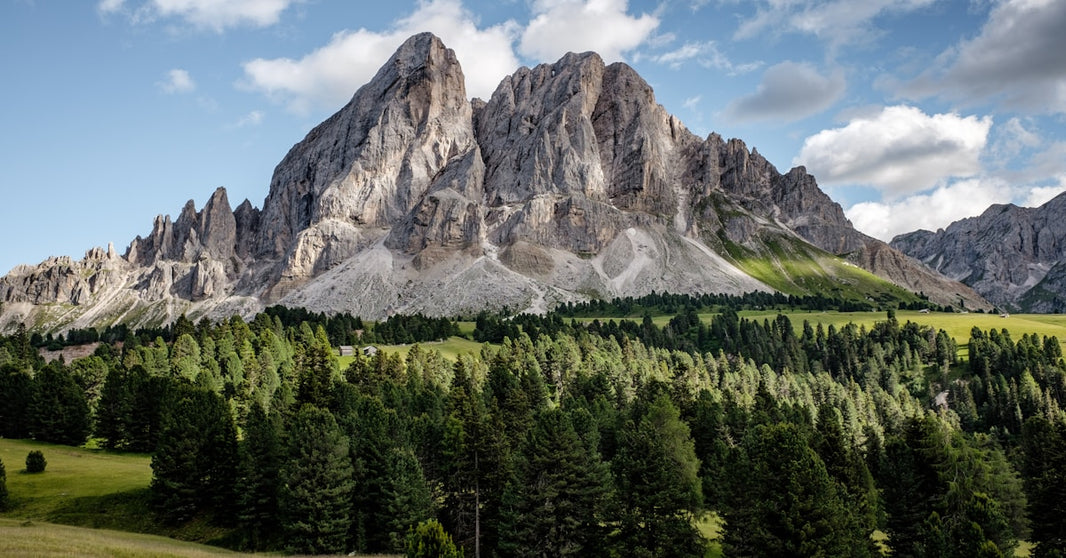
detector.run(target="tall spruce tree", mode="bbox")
[1021,417,1066,557]
[150,385,238,524]
[498,407,610,557]
[236,402,283,550]
[613,395,704,557]
[278,405,355,555]
[723,422,852,557]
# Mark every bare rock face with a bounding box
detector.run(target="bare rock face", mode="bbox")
[255,33,477,278]
[0,32,996,333]
[892,192,1066,311]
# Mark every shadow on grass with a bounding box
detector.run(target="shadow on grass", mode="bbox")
[46,489,236,548]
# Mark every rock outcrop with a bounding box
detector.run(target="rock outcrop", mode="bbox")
[892,192,1066,312]
[0,33,990,333]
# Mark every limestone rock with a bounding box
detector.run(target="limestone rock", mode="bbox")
[892,192,1066,311]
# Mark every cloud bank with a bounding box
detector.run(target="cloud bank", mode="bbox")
[99,0,301,31]
[795,105,991,197]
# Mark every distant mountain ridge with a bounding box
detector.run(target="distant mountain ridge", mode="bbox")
[0,33,987,333]
[891,192,1066,313]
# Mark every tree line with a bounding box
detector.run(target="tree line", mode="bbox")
[0,305,1064,556]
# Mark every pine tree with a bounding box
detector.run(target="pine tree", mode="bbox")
[278,405,355,555]
[1021,417,1066,557]
[613,395,704,556]
[31,362,91,446]
[723,422,852,557]
[150,386,238,524]
[405,519,463,558]
[498,407,609,557]
[384,448,436,552]
[236,402,283,550]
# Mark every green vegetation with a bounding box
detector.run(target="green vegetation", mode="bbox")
[3,295,1066,556]
[717,231,921,305]
[0,518,238,558]
[24,451,46,474]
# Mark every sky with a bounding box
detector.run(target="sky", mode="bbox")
[2,0,1065,275]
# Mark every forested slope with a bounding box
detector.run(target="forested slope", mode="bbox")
[1,300,1064,556]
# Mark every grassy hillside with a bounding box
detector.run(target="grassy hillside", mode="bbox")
[716,230,921,306]
[0,439,228,544]
[0,518,238,558]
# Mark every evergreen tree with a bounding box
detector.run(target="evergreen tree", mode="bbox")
[278,405,355,555]
[1021,417,1066,557]
[25,450,46,473]
[498,407,610,557]
[406,519,463,558]
[384,448,437,552]
[0,364,35,438]
[613,395,704,557]
[236,402,283,550]
[150,386,238,524]
[724,422,852,557]
[31,362,91,446]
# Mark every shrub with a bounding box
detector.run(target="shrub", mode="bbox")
[25,450,47,473]
[405,519,463,558]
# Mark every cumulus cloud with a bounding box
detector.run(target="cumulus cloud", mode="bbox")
[847,178,1012,241]
[724,61,844,123]
[519,0,658,63]
[158,68,195,93]
[242,0,520,113]
[99,0,300,31]
[1023,184,1066,208]
[795,105,992,197]
[649,41,761,74]
[734,0,936,49]
[900,0,1066,113]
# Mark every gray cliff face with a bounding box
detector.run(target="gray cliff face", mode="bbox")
[0,33,992,333]
[255,32,476,286]
[892,192,1066,311]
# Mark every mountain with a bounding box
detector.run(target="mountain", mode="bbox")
[891,192,1066,313]
[0,33,987,333]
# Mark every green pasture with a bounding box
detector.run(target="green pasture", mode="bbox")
[0,518,238,558]
[339,336,488,368]
[0,439,229,544]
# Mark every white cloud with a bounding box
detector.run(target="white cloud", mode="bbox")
[795,105,992,196]
[683,95,701,110]
[242,0,520,113]
[724,61,844,123]
[649,41,761,74]
[847,178,1012,241]
[158,68,195,93]
[734,0,936,49]
[235,110,263,127]
[97,0,124,13]
[519,0,659,63]
[1023,184,1066,208]
[901,0,1066,113]
[100,0,300,31]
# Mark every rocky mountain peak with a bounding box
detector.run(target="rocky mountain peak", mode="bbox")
[0,33,993,332]
[892,191,1066,311]
[254,31,476,287]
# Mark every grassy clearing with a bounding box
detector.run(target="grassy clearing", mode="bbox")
[0,439,230,544]
[0,518,238,558]
[339,336,489,368]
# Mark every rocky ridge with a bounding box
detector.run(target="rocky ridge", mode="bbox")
[0,33,987,333]
[891,192,1066,312]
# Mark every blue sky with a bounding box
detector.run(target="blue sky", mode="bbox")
[2,0,1065,275]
